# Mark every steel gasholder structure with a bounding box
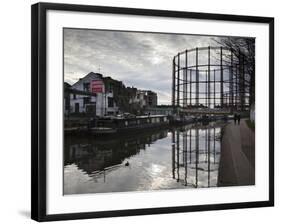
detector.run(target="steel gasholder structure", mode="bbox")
[172,46,251,112]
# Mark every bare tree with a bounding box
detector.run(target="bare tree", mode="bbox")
[214,37,255,106]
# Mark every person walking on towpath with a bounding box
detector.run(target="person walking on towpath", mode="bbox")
[237,113,241,125]
[234,113,237,125]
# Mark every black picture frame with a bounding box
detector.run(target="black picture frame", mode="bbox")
[31,2,274,222]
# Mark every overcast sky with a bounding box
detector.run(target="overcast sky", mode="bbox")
[64,28,223,104]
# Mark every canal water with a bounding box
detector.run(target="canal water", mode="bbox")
[64,122,226,195]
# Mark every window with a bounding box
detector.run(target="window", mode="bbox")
[83,97,90,107]
[108,83,113,93]
[75,103,79,113]
[108,97,114,108]
[73,94,76,99]
[83,82,90,92]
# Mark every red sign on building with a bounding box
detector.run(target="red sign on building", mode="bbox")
[91,80,104,93]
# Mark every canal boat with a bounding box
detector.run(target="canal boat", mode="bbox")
[90,127,117,134]
[65,115,169,135]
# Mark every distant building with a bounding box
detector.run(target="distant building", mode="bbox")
[132,90,158,108]
[144,105,173,116]
[65,72,158,117]
[146,90,157,107]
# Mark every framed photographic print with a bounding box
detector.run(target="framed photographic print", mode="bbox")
[31,2,274,222]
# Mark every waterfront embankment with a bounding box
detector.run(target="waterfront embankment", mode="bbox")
[218,119,255,186]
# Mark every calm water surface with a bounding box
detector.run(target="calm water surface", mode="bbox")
[64,122,225,194]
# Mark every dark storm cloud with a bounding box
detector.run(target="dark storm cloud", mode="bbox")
[64,28,222,104]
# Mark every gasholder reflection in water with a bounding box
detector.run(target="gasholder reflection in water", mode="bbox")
[64,122,223,194]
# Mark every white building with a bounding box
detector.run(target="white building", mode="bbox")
[68,89,96,114]
[69,72,119,117]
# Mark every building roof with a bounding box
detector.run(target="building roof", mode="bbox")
[64,82,71,88]
[71,72,103,87]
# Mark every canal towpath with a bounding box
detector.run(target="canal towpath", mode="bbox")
[218,119,255,186]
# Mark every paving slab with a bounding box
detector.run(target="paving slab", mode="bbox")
[218,119,255,186]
